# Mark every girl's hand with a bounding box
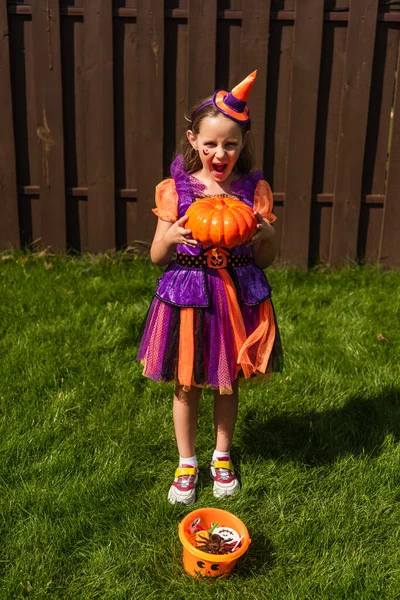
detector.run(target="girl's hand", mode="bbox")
[247,212,275,246]
[163,215,198,247]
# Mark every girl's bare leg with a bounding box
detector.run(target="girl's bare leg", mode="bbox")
[213,380,239,452]
[169,385,201,505]
[211,381,240,497]
[173,384,202,458]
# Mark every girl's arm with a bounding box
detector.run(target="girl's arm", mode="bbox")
[248,211,277,270]
[150,215,198,266]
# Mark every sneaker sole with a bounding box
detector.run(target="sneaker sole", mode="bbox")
[168,486,196,506]
[212,478,240,499]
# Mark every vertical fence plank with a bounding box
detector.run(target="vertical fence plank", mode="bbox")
[62,13,87,251]
[188,0,217,107]
[136,0,164,243]
[31,0,67,250]
[0,1,19,249]
[379,55,400,267]
[114,13,138,248]
[359,25,399,264]
[363,27,400,200]
[9,10,42,246]
[280,0,324,267]
[264,21,293,192]
[84,0,115,252]
[329,0,378,266]
[175,17,188,152]
[310,22,348,265]
[240,0,271,169]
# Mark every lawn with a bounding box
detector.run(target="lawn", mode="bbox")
[0,252,399,599]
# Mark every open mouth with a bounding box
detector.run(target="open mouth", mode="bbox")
[212,163,227,175]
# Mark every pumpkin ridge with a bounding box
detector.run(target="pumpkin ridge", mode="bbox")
[221,208,239,245]
[230,207,248,230]
[231,206,256,240]
[211,208,224,246]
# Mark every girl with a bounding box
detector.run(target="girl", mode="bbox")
[137,71,282,505]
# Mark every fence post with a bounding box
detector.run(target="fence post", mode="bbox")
[32,0,67,251]
[239,0,271,170]
[136,0,165,245]
[0,1,19,249]
[379,67,400,267]
[280,0,324,268]
[84,0,115,252]
[329,0,378,267]
[188,0,217,109]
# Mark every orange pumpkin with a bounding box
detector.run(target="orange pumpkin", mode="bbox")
[185,197,257,248]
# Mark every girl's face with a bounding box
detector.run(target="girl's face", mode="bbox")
[187,113,246,184]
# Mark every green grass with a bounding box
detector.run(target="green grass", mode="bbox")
[0,253,399,599]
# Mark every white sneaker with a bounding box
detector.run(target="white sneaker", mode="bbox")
[168,465,199,505]
[210,457,240,498]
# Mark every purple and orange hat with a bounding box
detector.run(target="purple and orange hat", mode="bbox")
[191,70,257,124]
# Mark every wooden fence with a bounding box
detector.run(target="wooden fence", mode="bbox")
[1,0,400,268]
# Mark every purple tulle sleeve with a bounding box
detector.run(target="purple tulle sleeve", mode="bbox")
[230,170,264,208]
[170,155,206,218]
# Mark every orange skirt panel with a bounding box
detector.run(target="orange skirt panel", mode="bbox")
[175,269,276,393]
[178,307,195,392]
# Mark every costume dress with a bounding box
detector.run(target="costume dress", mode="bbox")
[137,155,282,395]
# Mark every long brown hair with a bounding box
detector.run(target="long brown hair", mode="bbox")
[176,97,255,175]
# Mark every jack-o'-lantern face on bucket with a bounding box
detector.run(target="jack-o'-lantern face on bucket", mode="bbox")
[194,559,234,579]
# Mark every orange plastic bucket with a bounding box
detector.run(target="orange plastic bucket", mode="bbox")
[178,507,251,579]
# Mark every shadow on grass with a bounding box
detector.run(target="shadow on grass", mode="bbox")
[239,386,400,465]
[234,530,276,578]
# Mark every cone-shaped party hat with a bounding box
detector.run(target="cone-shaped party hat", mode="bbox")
[213,70,257,122]
[191,71,257,123]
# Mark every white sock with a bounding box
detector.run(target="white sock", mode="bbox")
[179,455,198,468]
[212,450,231,463]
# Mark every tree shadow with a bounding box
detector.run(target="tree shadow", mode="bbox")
[239,386,400,465]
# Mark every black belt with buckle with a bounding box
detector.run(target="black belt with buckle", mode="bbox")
[176,248,252,270]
